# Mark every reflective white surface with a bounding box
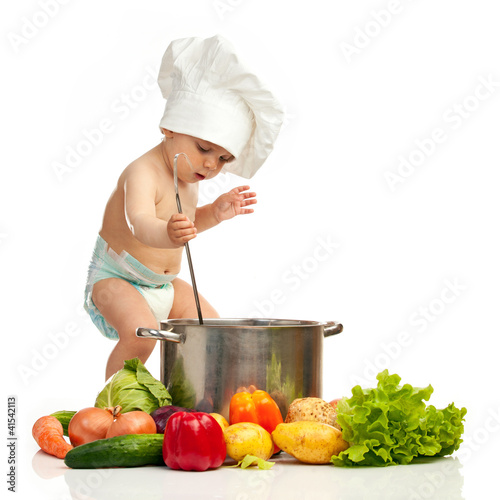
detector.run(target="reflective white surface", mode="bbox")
[25,444,492,500]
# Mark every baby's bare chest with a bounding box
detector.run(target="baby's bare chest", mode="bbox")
[155,182,197,221]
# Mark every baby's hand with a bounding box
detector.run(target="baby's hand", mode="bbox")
[167,214,197,246]
[213,185,257,223]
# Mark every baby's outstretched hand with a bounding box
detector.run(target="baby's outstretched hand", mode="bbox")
[213,185,257,223]
[167,213,197,246]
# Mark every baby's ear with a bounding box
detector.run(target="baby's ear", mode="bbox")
[161,128,175,138]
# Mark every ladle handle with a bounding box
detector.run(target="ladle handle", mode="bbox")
[174,157,204,326]
[183,236,204,325]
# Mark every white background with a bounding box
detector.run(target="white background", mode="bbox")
[2,1,499,498]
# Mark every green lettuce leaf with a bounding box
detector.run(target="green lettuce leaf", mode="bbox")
[229,455,275,470]
[331,370,466,467]
[94,358,172,414]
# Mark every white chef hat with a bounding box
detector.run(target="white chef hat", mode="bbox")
[158,35,284,178]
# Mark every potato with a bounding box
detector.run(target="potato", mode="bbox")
[272,421,349,464]
[224,422,274,461]
[285,397,340,430]
[209,413,229,431]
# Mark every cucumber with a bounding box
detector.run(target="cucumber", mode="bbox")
[64,434,165,469]
[50,410,77,436]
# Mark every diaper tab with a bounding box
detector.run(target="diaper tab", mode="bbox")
[104,240,177,287]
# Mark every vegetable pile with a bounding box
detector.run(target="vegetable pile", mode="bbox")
[330,370,467,467]
[32,364,466,471]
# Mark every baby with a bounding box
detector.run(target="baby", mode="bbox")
[83,35,284,380]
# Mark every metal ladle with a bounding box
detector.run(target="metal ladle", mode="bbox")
[173,153,203,324]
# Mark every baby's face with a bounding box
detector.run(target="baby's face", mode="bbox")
[162,130,234,183]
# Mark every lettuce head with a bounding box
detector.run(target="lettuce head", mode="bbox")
[331,370,467,467]
[95,358,172,413]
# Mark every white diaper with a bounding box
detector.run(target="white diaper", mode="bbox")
[138,285,175,325]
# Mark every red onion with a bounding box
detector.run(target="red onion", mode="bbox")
[150,406,195,433]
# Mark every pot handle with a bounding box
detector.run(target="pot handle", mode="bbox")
[136,327,185,343]
[323,321,343,338]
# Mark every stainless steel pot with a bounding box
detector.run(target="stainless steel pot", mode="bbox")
[137,318,342,420]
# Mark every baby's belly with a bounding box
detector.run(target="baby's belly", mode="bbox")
[131,249,182,275]
[100,230,182,275]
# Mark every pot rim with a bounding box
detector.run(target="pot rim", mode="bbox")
[159,318,340,329]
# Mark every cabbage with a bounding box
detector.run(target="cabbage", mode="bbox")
[95,358,172,414]
[331,370,467,467]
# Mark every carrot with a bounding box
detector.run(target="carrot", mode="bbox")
[32,416,73,459]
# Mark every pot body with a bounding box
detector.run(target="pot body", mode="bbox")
[143,318,341,420]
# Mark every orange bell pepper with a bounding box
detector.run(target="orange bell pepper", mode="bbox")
[229,389,284,454]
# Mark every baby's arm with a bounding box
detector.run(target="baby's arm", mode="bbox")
[194,185,257,233]
[124,165,195,248]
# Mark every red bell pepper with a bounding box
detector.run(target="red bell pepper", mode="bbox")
[163,412,226,471]
[229,389,284,454]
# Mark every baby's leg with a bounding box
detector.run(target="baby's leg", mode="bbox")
[170,278,219,318]
[92,278,158,380]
